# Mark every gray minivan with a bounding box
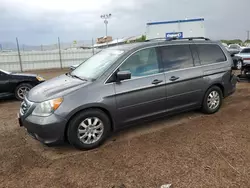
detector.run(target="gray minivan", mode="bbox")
[19,37,237,150]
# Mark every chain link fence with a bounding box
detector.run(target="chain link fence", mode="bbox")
[0,37,101,72]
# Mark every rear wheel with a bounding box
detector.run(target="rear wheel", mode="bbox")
[67,109,111,150]
[202,86,223,114]
[15,83,33,101]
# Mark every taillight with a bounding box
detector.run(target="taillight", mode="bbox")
[243,58,250,61]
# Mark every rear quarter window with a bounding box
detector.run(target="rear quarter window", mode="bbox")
[196,44,227,65]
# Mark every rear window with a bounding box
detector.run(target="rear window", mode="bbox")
[196,44,227,65]
[241,48,250,53]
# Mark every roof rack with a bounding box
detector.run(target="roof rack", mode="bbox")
[169,37,210,41]
[145,37,210,42]
[145,38,166,42]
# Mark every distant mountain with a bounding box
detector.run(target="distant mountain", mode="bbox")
[0,40,94,51]
[0,42,17,51]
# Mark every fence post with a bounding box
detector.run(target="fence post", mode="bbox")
[16,37,23,72]
[58,37,63,69]
[92,38,95,55]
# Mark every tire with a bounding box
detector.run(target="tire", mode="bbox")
[67,109,111,150]
[15,83,33,101]
[202,86,223,114]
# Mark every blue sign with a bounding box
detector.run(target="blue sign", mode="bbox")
[166,32,183,39]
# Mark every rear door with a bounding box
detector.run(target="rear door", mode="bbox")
[113,47,167,126]
[159,44,204,113]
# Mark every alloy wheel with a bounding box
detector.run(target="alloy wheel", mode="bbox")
[77,117,104,144]
[207,91,220,110]
[17,86,31,100]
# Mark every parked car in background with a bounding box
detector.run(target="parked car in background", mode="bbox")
[0,69,45,100]
[228,44,243,54]
[19,37,237,150]
[235,48,250,78]
[222,43,228,48]
[236,48,250,65]
[227,50,244,70]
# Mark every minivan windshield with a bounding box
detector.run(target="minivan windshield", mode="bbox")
[71,49,124,80]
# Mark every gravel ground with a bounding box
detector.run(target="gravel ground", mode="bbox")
[0,70,250,188]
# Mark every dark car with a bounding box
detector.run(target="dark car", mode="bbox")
[19,37,237,150]
[0,69,45,100]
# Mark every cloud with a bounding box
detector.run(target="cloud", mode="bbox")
[0,0,249,44]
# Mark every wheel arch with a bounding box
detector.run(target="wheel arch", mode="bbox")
[64,106,115,142]
[205,83,224,97]
[14,81,34,92]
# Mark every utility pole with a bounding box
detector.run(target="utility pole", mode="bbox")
[247,30,250,41]
[58,37,63,69]
[100,13,112,47]
[16,37,23,72]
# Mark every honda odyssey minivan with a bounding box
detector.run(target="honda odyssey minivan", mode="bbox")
[19,37,237,150]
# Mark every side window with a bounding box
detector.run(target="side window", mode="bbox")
[119,48,160,78]
[160,45,194,72]
[196,44,227,65]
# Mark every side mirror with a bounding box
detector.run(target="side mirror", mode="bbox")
[70,64,79,71]
[70,66,76,71]
[117,71,131,81]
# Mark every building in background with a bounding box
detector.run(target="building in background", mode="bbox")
[96,36,113,44]
[146,18,205,40]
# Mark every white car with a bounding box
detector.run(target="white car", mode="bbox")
[228,44,243,51]
[236,48,250,64]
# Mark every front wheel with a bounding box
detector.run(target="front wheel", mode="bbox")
[67,109,111,150]
[202,86,223,114]
[15,83,33,101]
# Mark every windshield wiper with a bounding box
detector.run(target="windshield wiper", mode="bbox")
[71,74,88,81]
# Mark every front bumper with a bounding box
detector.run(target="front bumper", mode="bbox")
[20,113,67,145]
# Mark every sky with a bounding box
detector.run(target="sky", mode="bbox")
[0,0,249,45]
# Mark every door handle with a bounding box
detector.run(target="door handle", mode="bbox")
[169,76,180,81]
[152,79,163,85]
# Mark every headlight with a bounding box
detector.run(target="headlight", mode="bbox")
[36,76,45,81]
[32,98,63,117]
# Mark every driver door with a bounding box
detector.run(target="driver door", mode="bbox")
[0,71,9,93]
[113,47,167,127]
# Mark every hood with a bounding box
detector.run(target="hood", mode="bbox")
[11,72,37,77]
[27,74,90,102]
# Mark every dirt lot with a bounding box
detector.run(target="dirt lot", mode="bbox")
[0,69,250,188]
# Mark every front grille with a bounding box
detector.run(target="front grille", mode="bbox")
[20,98,32,115]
